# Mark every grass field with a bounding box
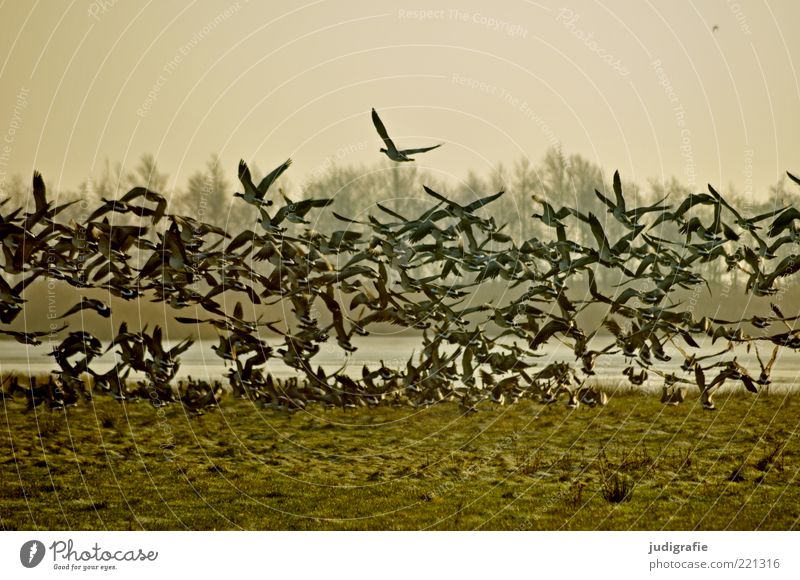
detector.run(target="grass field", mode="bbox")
[2,388,799,530]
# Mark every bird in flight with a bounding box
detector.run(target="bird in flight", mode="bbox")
[371,108,442,162]
[235,158,292,207]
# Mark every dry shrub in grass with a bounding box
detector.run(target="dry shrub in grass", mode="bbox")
[551,450,575,472]
[597,451,634,503]
[601,471,634,503]
[617,447,655,473]
[519,450,544,477]
[672,447,694,470]
[755,442,786,473]
[567,480,588,509]
[98,409,118,429]
[728,462,747,482]
[36,415,64,439]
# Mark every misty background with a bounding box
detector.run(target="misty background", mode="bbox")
[1,1,799,341]
[0,1,798,198]
[2,146,800,341]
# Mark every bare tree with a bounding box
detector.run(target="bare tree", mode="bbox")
[177,154,242,231]
[131,153,169,192]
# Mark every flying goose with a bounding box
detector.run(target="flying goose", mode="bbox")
[371,108,442,162]
[235,158,292,207]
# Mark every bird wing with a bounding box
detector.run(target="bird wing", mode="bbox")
[708,183,743,221]
[587,213,611,253]
[422,185,454,209]
[270,203,293,227]
[122,187,168,224]
[151,196,167,224]
[169,337,195,358]
[463,190,505,213]
[399,143,443,155]
[58,301,87,319]
[32,171,48,214]
[331,211,362,225]
[740,373,758,393]
[120,186,159,203]
[770,302,787,319]
[237,160,261,199]
[612,170,626,212]
[669,337,690,359]
[770,254,800,279]
[650,368,692,384]
[256,158,293,195]
[175,316,211,326]
[694,365,706,390]
[765,344,779,374]
[296,197,334,216]
[594,188,616,212]
[371,108,397,153]
[768,207,800,238]
[673,193,715,219]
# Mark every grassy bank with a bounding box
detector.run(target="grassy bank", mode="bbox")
[1,390,799,530]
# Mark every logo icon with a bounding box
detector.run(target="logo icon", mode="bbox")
[20,540,46,568]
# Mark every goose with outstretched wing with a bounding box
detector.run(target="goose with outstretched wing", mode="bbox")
[371,108,442,162]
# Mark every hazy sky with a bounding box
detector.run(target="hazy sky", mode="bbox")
[0,0,798,201]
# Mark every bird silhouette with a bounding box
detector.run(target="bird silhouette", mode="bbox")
[371,108,442,162]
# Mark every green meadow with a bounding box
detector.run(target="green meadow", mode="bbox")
[1,389,799,531]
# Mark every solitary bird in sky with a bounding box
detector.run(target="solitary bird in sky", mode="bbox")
[371,108,442,162]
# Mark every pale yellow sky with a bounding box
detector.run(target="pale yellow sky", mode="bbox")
[0,0,798,200]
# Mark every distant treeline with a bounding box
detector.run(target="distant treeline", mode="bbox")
[3,147,798,279]
[2,146,798,339]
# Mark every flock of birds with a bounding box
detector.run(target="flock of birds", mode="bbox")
[1,108,800,415]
